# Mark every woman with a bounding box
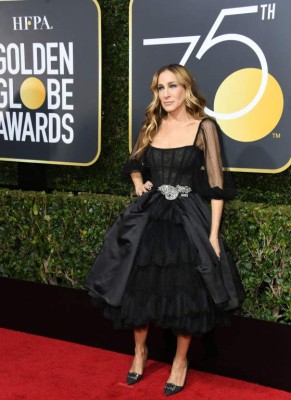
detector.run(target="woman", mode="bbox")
[84,64,245,396]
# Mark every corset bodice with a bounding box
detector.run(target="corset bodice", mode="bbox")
[146,145,203,188]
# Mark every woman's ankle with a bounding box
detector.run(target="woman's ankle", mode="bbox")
[134,345,147,356]
[172,356,188,367]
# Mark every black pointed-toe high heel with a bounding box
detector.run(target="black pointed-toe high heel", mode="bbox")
[164,359,189,396]
[126,371,143,385]
[126,347,148,385]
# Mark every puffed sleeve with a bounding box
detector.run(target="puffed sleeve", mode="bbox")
[120,130,151,182]
[194,118,237,200]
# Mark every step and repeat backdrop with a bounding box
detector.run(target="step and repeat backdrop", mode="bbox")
[0,0,290,172]
[0,0,101,165]
[130,0,291,173]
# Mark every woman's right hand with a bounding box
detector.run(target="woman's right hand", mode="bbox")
[209,236,221,259]
[135,181,153,196]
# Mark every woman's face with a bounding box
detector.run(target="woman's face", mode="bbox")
[157,70,186,114]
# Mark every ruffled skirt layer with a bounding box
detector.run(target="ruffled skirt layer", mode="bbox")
[94,195,230,335]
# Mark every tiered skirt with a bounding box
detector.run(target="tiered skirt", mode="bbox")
[96,195,230,335]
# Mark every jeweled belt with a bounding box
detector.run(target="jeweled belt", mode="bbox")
[157,185,192,200]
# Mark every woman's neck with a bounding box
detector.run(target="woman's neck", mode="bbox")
[165,110,194,124]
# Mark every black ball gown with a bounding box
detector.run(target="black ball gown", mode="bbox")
[84,118,245,335]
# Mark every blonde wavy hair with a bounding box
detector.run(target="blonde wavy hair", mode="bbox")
[131,64,207,159]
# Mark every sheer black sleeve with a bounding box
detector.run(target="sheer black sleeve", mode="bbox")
[194,118,237,200]
[120,130,151,182]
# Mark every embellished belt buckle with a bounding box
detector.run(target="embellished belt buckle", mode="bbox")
[157,185,192,200]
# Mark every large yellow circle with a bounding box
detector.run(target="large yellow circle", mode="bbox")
[214,68,284,142]
[20,77,46,110]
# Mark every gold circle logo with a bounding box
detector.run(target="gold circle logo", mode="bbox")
[214,68,284,142]
[20,77,46,110]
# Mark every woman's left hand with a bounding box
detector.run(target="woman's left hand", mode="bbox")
[209,236,221,259]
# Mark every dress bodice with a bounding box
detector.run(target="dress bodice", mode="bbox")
[122,118,237,200]
[147,145,202,188]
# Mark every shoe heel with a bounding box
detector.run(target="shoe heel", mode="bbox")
[126,347,148,385]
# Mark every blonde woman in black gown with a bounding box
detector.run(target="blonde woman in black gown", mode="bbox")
[84,64,245,396]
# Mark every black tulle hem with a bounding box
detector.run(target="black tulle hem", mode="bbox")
[90,257,230,335]
[91,293,230,335]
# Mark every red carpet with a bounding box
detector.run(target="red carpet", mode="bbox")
[0,328,290,400]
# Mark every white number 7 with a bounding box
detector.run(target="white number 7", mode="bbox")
[143,6,268,120]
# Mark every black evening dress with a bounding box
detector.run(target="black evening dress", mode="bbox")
[84,118,245,335]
